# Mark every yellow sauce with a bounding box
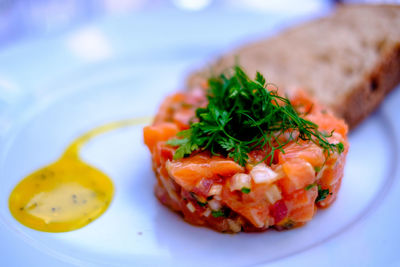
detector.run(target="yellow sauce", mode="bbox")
[9,117,151,232]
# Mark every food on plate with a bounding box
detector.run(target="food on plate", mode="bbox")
[9,118,149,232]
[144,67,349,233]
[187,4,400,129]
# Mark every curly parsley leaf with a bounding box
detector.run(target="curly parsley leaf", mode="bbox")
[167,66,344,166]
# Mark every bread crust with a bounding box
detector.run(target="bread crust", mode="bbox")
[185,5,400,130]
[339,43,400,128]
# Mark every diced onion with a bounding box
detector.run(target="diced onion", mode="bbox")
[227,219,241,233]
[265,184,282,204]
[203,208,211,217]
[250,209,265,228]
[159,168,180,203]
[250,163,279,184]
[208,199,221,211]
[186,202,196,213]
[208,184,223,196]
[316,165,327,180]
[229,173,251,191]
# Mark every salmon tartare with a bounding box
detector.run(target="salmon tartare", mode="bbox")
[144,67,349,233]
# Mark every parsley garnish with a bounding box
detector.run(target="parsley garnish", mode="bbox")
[241,187,251,194]
[316,185,330,202]
[167,66,343,166]
[306,184,331,202]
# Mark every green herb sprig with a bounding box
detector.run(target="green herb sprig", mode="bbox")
[316,186,331,202]
[167,66,344,166]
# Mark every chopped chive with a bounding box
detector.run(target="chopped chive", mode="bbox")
[305,183,317,191]
[211,210,225,218]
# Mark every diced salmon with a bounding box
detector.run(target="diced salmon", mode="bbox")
[166,159,212,190]
[153,93,186,124]
[289,89,316,114]
[173,108,195,129]
[318,151,347,185]
[210,158,244,177]
[281,158,315,194]
[243,203,269,228]
[143,122,180,152]
[306,113,348,137]
[286,186,318,222]
[221,187,269,228]
[289,203,316,223]
[153,142,176,165]
[279,142,325,167]
[145,87,349,233]
[166,153,244,190]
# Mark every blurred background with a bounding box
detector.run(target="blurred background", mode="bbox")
[0,0,399,132]
[1,0,399,49]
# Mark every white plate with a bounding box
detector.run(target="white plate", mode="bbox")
[1,8,400,267]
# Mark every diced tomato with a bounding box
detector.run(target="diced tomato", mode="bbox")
[270,199,288,224]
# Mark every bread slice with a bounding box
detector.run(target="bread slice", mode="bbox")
[186,4,400,129]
